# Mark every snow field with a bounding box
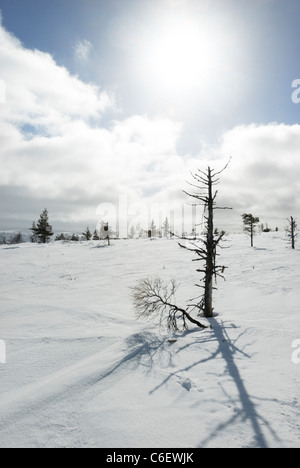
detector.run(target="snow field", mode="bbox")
[0,234,299,448]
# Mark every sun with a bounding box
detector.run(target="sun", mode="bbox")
[143,17,219,94]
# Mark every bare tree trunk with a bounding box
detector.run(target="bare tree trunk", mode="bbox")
[204,167,214,318]
[291,216,295,249]
[286,216,297,249]
[179,160,231,320]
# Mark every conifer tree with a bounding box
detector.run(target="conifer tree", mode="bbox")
[82,226,92,241]
[149,219,157,237]
[128,225,136,239]
[30,209,53,243]
[163,217,170,238]
[242,213,260,247]
[93,229,100,241]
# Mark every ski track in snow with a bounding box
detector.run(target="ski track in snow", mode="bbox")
[0,234,299,448]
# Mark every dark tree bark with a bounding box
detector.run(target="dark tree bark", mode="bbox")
[180,161,231,318]
[287,216,297,249]
[291,217,296,249]
[204,167,214,317]
[132,161,231,331]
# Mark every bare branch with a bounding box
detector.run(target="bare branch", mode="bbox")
[211,157,232,177]
[182,190,208,203]
[131,278,207,331]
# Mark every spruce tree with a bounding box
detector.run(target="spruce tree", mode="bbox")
[149,219,157,237]
[82,227,92,241]
[31,209,54,243]
[242,213,260,247]
[163,217,170,238]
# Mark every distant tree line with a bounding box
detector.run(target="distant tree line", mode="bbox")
[55,233,80,242]
[0,232,25,245]
[1,208,296,249]
[242,212,297,249]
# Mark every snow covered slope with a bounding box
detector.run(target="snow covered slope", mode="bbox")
[0,234,299,448]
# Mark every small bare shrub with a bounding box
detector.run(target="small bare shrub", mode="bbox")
[132,277,207,332]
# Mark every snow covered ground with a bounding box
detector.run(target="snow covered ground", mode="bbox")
[0,233,299,448]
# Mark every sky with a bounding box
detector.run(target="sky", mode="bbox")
[0,0,300,234]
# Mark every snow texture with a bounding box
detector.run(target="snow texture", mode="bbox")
[0,234,299,448]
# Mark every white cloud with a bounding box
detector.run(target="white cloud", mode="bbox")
[0,24,112,136]
[0,21,183,227]
[74,39,93,61]
[0,19,299,233]
[215,123,300,228]
[0,114,182,202]
[0,21,181,202]
[0,78,5,103]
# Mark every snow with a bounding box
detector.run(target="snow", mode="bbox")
[0,233,299,448]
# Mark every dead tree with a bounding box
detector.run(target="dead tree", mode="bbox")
[179,161,231,318]
[132,277,207,331]
[286,216,297,249]
[131,161,231,330]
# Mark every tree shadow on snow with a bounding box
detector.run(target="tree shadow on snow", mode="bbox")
[197,318,281,448]
[148,320,281,448]
[124,332,170,372]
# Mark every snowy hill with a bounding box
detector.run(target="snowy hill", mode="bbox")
[0,234,299,448]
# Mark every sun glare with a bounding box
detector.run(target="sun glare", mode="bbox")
[144,17,220,94]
